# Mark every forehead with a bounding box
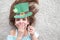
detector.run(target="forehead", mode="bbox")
[15,18,27,20]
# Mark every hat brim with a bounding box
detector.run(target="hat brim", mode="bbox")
[14,12,32,18]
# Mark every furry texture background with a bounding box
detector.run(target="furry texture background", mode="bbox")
[0,0,60,40]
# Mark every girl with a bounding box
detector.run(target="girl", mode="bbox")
[7,0,39,40]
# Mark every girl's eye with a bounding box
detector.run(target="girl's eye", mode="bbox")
[16,18,20,21]
[23,18,26,20]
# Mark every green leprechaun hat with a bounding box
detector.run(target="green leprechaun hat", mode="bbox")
[13,2,32,18]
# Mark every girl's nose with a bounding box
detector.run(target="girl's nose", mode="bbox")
[19,22,24,25]
[19,19,24,24]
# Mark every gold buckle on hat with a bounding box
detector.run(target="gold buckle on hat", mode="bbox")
[20,12,25,16]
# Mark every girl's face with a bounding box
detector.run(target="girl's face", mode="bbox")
[15,18,29,29]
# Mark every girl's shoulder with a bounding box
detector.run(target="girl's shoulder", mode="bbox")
[7,29,17,40]
[9,29,16,36]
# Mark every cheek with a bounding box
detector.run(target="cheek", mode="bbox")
[15,21,20,26]
[23,21,29,26]
[23,22,28,26]
[15,21,19,24]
